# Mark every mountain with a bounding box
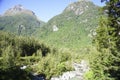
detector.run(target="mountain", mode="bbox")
[0,4,45,36]
[34,0,100,49]
[4,4,35,16]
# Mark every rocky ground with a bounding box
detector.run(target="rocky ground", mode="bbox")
[51,60,89,80]
[32,60,89,80]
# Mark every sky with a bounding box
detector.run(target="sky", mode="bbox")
[0,0,105,22]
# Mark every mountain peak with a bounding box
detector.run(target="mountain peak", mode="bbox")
[13,4,24,10]
[4,4,35,16]
[64,1,96,15]
[78,0,91,2]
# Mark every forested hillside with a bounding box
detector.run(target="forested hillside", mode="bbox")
[34,0,100,49]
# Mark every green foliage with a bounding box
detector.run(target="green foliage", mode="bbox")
[30,50,74,79]
[84,70,94,80]
[0,31,52,80]
[92,0,120,80]
[0,31,79,80]
[1,45,20,68]
[94,16,109,49]
[0,31,50,57]
[90,50,112,80]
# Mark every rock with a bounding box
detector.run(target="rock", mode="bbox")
[51,60,89,80]
[32,73,46,80]
[20,65,27,69]
[53,25,59,31]
[64,0,91,15]
[4,4,35,16]
[51,77,59,80]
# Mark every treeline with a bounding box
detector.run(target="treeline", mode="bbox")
[0,31,50,57]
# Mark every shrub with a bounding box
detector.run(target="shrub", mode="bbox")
[84,70,94,80]
[1,45,20,68]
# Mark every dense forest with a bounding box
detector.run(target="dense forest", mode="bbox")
[0,31,78,79]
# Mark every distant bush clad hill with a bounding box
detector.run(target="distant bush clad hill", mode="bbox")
[34,0,100,49]
[0,4,45,36]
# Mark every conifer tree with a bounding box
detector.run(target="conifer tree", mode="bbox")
[93,0,120,79]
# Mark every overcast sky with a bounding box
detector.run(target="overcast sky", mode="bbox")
[0,0,105,22]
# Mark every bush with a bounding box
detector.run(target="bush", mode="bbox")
[31,50,73,79]
[0,31,50,57]
[84,70,94,80]
[1,45,20,68]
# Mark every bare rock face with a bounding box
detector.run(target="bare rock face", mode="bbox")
[53,25,59,32]
[4,4,35,16]
[64,0,92,15]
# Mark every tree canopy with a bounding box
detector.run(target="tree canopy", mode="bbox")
[92,0,120,79]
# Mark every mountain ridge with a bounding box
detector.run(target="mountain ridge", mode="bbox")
[4,4,35,16]
[0,4,45,36]
[34,1,100,49]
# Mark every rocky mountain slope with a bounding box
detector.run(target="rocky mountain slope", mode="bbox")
[0,4,45,36]
[34,0,100,49]
[4,4,35,16]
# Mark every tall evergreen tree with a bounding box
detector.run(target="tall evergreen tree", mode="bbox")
[93,0,120,79]
[95,0,120,52]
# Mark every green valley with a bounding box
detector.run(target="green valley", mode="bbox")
[0,0,120,80]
